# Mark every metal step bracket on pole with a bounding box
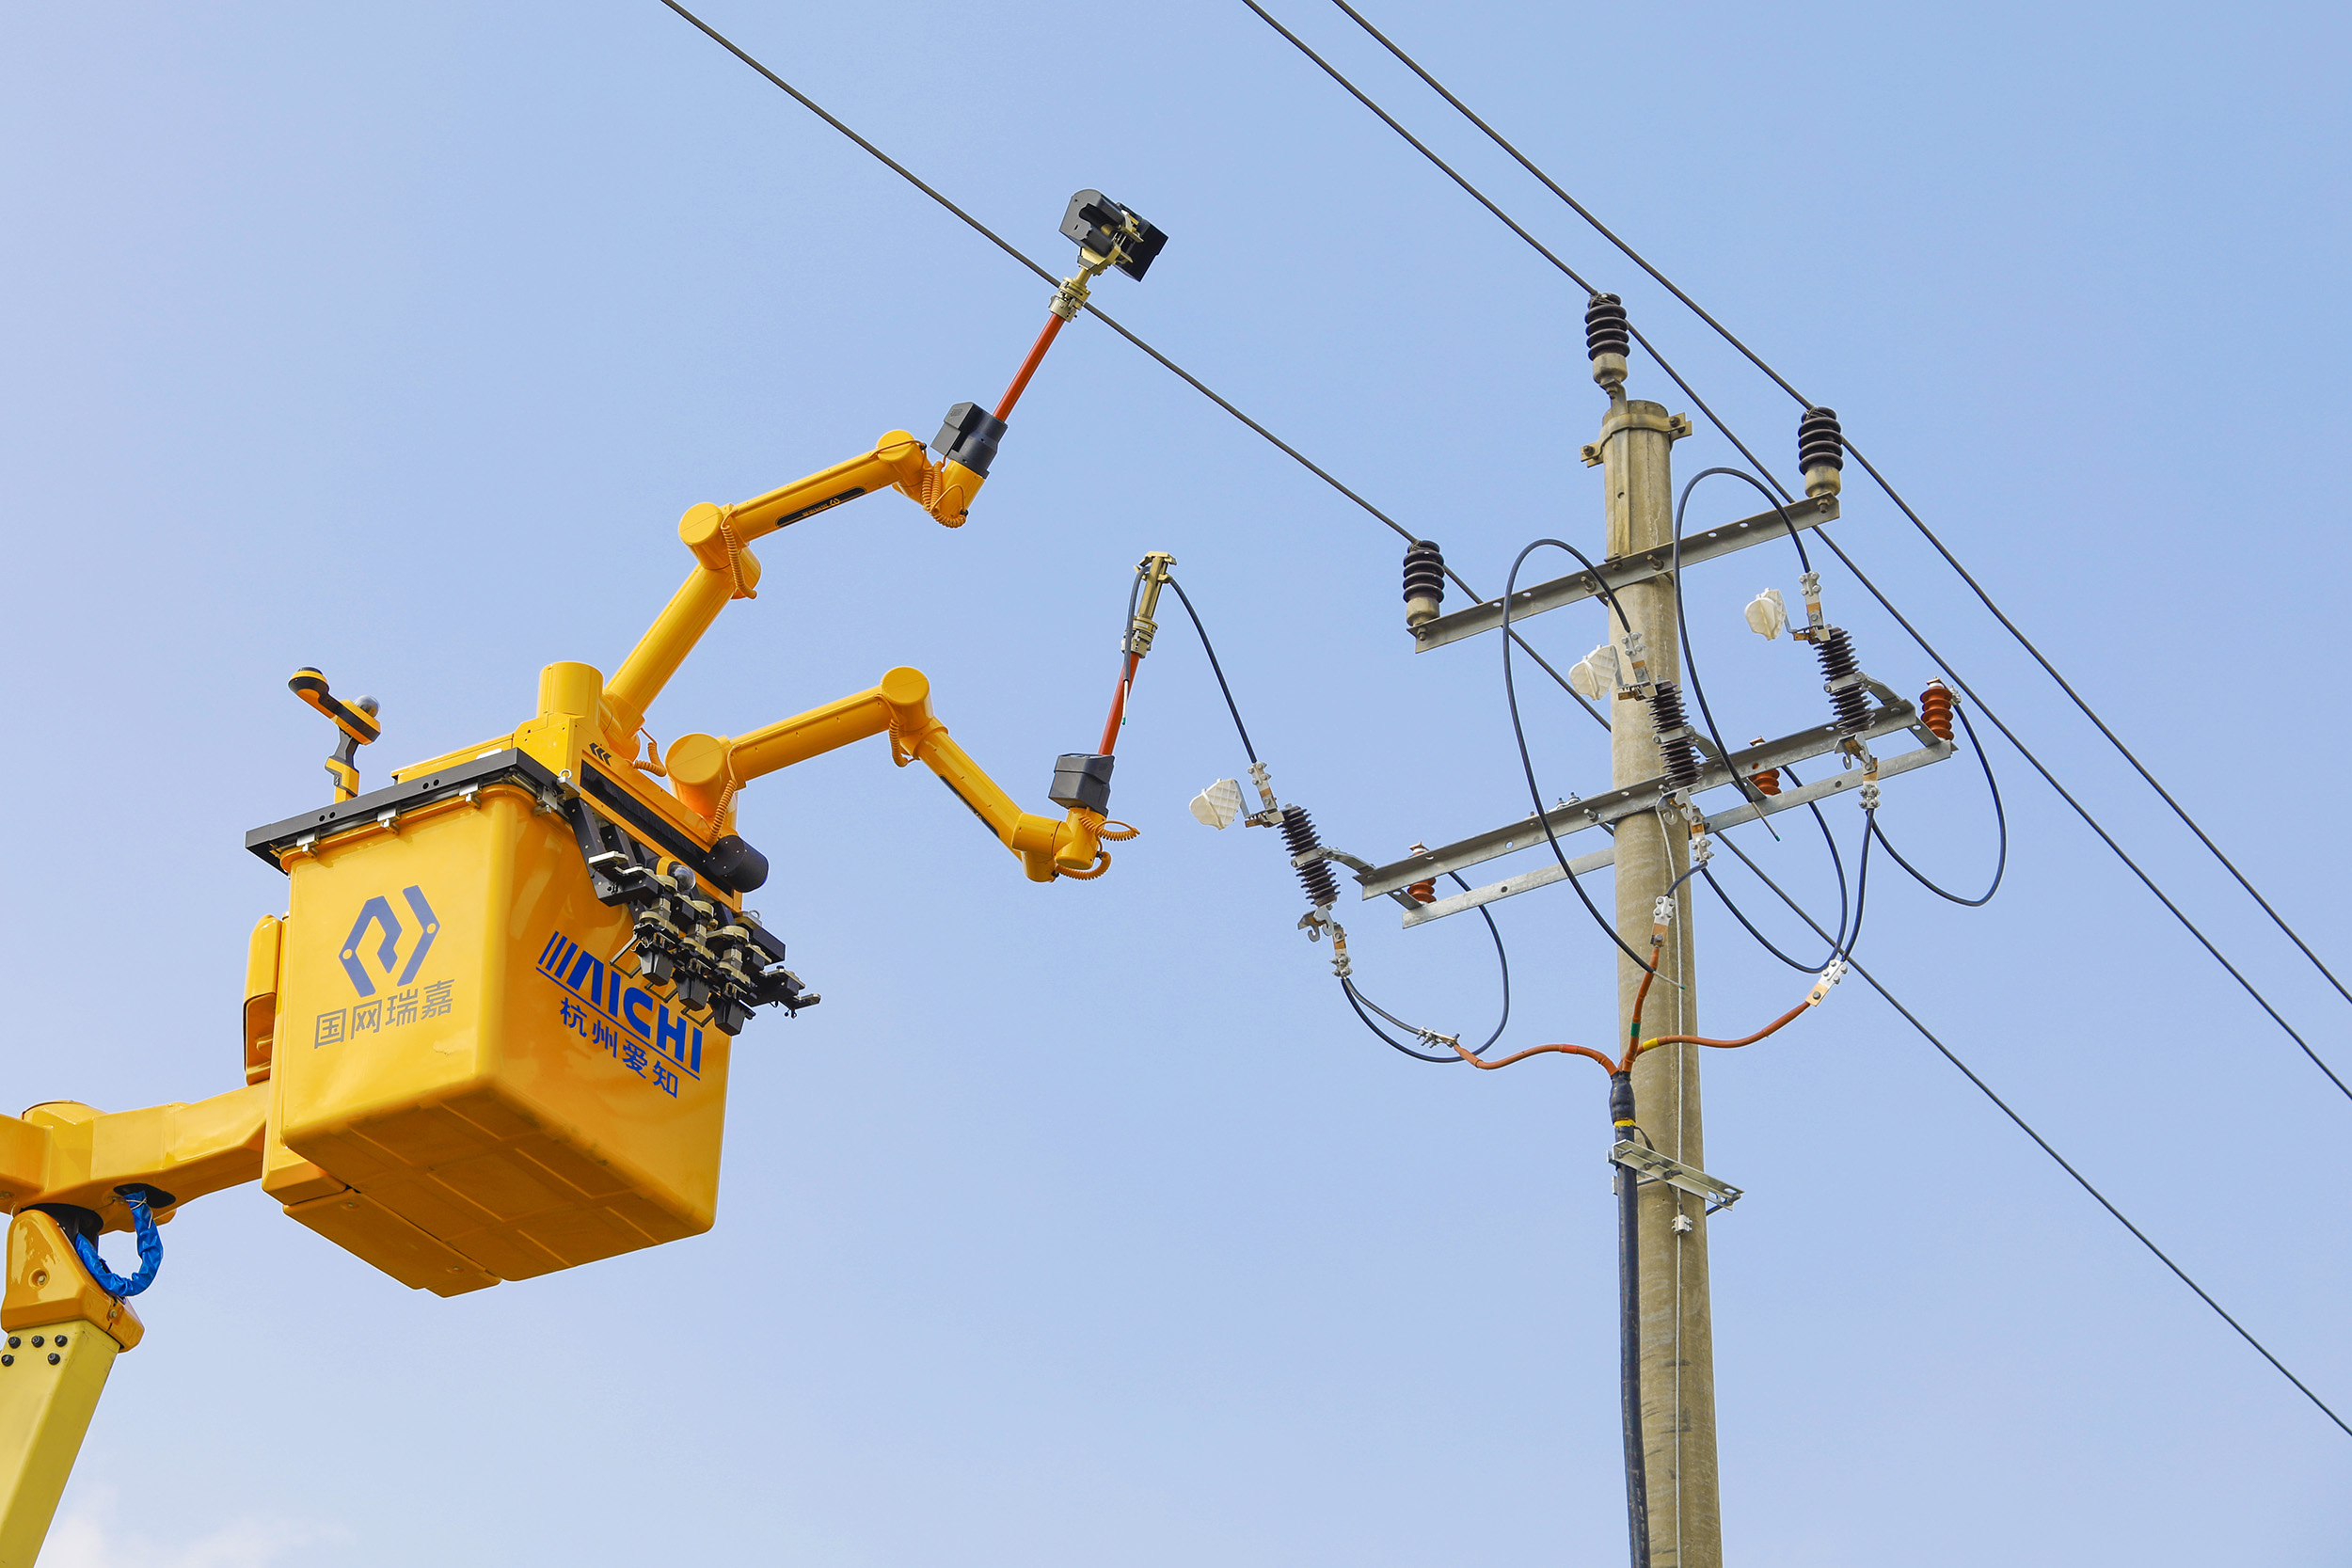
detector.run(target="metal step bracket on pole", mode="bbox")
[1611,1140,1743,1214]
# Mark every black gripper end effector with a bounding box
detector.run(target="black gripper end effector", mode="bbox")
[1048,752,1116,816]
[931,402,1009,476]
[1059,190,1168,282]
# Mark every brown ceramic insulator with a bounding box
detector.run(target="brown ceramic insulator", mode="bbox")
[1746,737,1780,796]
[1406,845,1437,905]
[1920,680,1955,741]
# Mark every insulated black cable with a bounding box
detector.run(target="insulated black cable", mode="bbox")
[653,0,1613,736]
[1341,873,1512,1064]
[1165,577,1260,766]
[1312,0,2352,1024]
[1808,524,2352,1101]
[1870,704,2007,907]
[1245,0,2346,1098]
[1699,762,1848,974]
[1164,572,1513,1064]
[1708,825,2352,1440]
[1669,467,1806,799]
[1661,466,1868,962]
[1502,539,1658,974]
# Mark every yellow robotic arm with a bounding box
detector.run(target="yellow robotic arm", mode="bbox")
[602,428,983,741]
[659,666,1114,883]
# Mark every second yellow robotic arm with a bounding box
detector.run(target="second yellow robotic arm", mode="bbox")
[661,667,1114,883]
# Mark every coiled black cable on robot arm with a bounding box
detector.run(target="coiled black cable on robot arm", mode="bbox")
[1165,573,1513,1063]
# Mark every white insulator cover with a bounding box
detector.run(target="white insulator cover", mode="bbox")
[1567,642,1616,700]
[1744,586,1788,640]
[1190,777,1244,829]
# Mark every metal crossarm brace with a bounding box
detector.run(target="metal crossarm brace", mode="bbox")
[1410,495,1838,652]
[1611,1141,1742,1212]
[1362,696,1952,927]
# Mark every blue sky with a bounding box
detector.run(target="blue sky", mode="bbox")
[4,3,2346,1564]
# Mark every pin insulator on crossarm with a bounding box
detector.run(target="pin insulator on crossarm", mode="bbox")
[1403,541,1446,629]
[1798,406,1845,498]
[1586,293,1630,395]
[1919,680,1955,741]
[1406,842,1437,905]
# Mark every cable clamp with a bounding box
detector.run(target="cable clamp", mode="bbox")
[1806,957,1849,1006]
[1620,628,1652,692]
[1799,569,1824,631]
[1859,780,1882,811]
[1245,759,1279,822]
[1690,832,1714,867]
[1652,894,1677,927]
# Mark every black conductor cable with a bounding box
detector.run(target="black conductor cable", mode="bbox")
[1707,825,2352,1441]
[1163,572,1511,1065]
[1502,538,1662,975]
[1341,871,1513,1064]
[1869,702,2007,907]
[652,0,1607,738]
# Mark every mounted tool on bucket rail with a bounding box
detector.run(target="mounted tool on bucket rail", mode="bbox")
[0,187,1166,1565]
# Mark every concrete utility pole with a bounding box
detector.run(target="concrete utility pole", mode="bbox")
[1590,305,1721,1568]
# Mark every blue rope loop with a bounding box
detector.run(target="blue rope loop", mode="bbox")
[71,1187,163,1298]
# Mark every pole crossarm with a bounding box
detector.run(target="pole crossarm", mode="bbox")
[1409,495,1837,652]
[1359,696,1947,922]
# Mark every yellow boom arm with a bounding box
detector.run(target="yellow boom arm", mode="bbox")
[604,431,982,737]
[1,1089,269,1557]
[661,667,1108,882]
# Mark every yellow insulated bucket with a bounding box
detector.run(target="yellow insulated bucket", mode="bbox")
[247,752,737,1294]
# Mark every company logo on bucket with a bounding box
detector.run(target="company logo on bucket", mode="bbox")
[536,930,704,1088]
[340,886,440,996]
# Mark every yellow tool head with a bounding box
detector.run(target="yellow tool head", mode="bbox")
[288,668,381,746]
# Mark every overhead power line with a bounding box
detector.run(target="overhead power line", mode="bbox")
[1314,0,2352,1024]
[1244,0,2352,1103]
[1708,828,2351,1440]
[653,0,1611,734]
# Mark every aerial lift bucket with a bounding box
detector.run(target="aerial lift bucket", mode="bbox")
[251,750,732,1296]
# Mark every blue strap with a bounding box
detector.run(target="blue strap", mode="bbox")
[71,1189,163,1297]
